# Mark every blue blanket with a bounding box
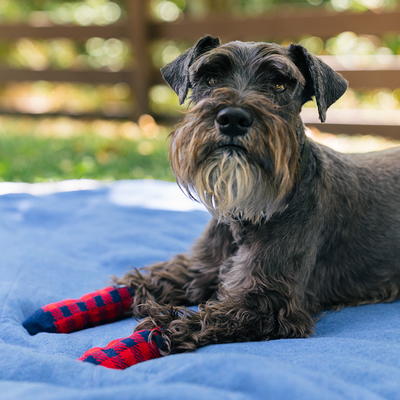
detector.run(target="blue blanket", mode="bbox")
[0,180,399,400]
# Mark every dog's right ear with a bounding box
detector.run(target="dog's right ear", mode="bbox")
[161,35,220,104]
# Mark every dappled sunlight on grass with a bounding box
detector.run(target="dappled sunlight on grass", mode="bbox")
[0,115,174,182]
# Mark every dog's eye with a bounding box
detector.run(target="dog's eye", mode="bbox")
[206,76,219,86]
[273,83,286,93]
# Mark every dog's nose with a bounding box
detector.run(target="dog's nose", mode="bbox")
[215,107,253,137]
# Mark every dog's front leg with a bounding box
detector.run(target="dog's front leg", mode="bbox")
[114,219,237,316]
[135,243,316,354]
[135,284,314,353]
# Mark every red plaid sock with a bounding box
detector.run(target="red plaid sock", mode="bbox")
[78,328,165,369]
[23,286,134,335]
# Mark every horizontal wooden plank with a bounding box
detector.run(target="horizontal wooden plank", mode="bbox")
[0,23,127,40]
[339,70,400,90]
[0,109,132,120]
[307,123,400,140]
[0,9,399,42]
[321,55,400,89]
[151,9,400,41]
[0,68,133,84]
[302,108,400,140]
[0,65,398,90]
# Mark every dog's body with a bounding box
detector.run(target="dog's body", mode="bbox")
[117,38,400,353]
[286,143,400,312]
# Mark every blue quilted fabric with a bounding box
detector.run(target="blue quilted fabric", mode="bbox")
[0,180,399,400]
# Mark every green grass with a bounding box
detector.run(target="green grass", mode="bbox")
[0,129,174,182]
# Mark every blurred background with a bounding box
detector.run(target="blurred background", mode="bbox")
[0,0,399,182]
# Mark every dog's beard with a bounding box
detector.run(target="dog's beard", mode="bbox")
[169,88,299,223]
[193,149,280,223]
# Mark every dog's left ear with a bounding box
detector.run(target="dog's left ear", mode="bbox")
[161,35,220,104]
[288,44,347,122]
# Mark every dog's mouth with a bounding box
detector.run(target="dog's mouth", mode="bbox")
[217,144,247,154]
[198,143,248,166]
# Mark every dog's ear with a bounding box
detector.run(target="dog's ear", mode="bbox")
[288,44,347,122]
[161,35,220,104]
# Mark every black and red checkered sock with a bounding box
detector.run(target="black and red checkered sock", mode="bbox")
[78,328,165,369]
[23,286,134,335]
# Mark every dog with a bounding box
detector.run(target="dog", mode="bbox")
[116,36,400,354]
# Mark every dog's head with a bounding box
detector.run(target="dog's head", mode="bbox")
[162,37,347,222]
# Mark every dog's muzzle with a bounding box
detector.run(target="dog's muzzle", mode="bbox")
[215,107,253,137]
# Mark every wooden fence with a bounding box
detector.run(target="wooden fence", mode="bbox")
[0,1,399,139]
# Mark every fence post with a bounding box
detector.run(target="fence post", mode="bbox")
[127,0,151,119]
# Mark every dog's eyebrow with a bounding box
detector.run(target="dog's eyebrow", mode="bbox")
[254,55,305,83]
[192,52,233,75]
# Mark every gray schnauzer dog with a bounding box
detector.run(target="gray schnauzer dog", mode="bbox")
[117,36,400,354]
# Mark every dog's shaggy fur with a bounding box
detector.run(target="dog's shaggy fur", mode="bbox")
[116,37,400,354]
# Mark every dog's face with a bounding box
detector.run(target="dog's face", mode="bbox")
[162,37,347,222]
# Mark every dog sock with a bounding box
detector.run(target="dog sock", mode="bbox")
[78,328,165,369]
[23,286,134,335]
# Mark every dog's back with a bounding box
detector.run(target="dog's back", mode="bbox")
[350,146,400,219]
[309,142,400,310]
